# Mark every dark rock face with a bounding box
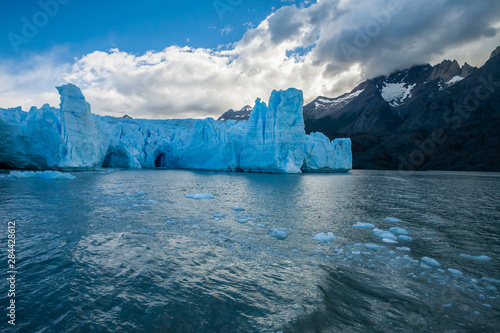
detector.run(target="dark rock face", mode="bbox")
[303,47,499,171]
[218,105,253,121]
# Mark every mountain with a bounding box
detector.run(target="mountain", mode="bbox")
[302,47,500,171]
[218,105,253,121]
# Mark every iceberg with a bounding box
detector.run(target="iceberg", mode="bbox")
[0,84,352,173]
[460,254,492,261]
[184,193,215,199]
[269,228,289,240]
[8,170,77,180]
[421,256,441,267]
[312,232,336,242]
[352,222,375,229]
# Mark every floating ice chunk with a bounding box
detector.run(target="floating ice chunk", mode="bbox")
[214,218,220,221]
[372,228,397,241]
[384,217,401,222]
[443,303,453,308]
[255,223,266,228]
[269,228,288,240]
[398,235,413,241]
[421,263,432,269]
[352,222,375,229]
[9,170,77,180]
[236,218,251,224]
[460,254,492,261]
[389,227,409,235]
[312,232,336,242]
[136,191,147,196]
[421,256,441,267]
[292,249,300,253]
[382,238,398,244]
[448,268,463,275]
[396,247,411,252]
[312,249,324,254]
[365,243,384,250]
[213,213,226,218]
[482,277,500,284]
[232,206,245,211]
[185,193,215,199]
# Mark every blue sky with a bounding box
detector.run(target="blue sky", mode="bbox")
[1,0,306,62]
[1,0,499,119]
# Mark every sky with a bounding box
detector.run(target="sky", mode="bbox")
[0,0,499,119]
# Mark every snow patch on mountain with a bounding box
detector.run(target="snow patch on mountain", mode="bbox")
[314,89,364,109]
[381,82,416,107]
[446,75,464,85]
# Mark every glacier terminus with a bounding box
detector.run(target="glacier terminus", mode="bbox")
[0,84,352,173]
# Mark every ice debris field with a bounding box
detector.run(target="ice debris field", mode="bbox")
[0,84,351,174]
[94,187,499,322]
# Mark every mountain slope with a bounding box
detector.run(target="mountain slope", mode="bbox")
[307,47,499,171]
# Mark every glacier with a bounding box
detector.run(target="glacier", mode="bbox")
[0,84,352,173]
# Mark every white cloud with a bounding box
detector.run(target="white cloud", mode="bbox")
[1,0,499,119]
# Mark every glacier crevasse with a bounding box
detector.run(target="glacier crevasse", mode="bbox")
[0,84,352,173]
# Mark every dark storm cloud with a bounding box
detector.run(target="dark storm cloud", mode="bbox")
[311,0,500,78]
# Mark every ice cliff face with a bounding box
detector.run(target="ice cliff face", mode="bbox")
[0,84,352,173]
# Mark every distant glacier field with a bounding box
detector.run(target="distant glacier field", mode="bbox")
[1,169,499,332]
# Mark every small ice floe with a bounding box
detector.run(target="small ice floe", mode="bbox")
[269,228,288,240]
[448,268,463,275]
[385,217,402,223]
[398,235,413,241]
[232,206,245,211]
[482,277,500,284]
[312,249,324,254]
[184,193,215,199]
[214,218,220,221]
[372,228,397,241]
[352,222,375,229]
[312,232,336,242]
[255,223,266,228]
[9,170,77,180]
[334,248,344,255]
[396,247,411,252]
[292,249,300,253]
[213,213,226,218]
[421,256,441,267]
[365,243,384,250]
[460,253,492,261]
[236,218,252,224]
[389,227,409,235]
[136,191,147,196]
[382,238,398,244]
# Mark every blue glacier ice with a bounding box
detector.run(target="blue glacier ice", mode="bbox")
[0,84,352,173]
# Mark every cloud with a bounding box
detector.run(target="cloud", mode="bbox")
[220,25,234,36]
[1,0,499,119]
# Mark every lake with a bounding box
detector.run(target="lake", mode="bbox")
[0,169,499,332]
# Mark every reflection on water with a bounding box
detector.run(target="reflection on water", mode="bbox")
[0,169,499,332]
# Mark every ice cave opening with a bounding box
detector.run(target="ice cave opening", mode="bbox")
[102,148,132,168]
[154,153,169,168]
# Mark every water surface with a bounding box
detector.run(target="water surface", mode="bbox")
[0,169,499,332]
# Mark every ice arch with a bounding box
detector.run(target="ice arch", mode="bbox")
[102,147,134,168]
